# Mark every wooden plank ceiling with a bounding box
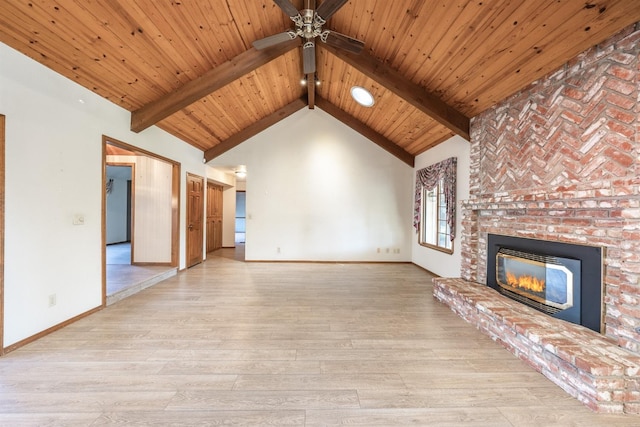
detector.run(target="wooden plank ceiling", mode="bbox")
[1,1,639,166]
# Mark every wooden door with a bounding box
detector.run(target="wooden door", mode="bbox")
[186,173,204,268]
[206,182,223,252]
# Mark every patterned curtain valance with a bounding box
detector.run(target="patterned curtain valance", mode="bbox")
[413,157,457,240]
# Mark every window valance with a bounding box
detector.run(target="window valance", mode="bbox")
[413,157,457,241]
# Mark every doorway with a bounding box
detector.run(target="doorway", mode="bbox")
[235,191,246,244]
[105,164,136,297]
[102,136,180,305]
[106,164,133,264]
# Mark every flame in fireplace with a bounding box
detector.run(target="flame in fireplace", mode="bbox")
[506,271,545,293]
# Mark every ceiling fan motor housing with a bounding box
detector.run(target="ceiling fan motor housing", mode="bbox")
[253,0,365,74]
[293,8,324,40]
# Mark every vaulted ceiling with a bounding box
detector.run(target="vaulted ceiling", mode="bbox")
[1,1,639,166]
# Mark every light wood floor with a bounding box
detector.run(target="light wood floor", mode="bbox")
[1,248,638,426]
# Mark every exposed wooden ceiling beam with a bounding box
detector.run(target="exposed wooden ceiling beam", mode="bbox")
[131,40,301,133]
[320,45,470,141]
[315,97,414,167]
[204,97,307,162]
[307,73,316,109]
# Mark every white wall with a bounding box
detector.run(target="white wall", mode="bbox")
[411,135,470,277]
[0,42,205,346]
[210,108,414,261]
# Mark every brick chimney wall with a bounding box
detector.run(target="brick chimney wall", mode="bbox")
[461,24,640,352]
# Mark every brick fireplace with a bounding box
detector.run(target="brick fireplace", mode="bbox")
[434,23,640,413]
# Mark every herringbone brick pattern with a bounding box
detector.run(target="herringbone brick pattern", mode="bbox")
[473,27,638,195]
[462,24,640,353]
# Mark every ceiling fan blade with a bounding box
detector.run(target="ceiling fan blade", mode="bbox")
[252,31,297,50]
[321,31,364,54]
[315,0,348,21]
[303,41,316,74]
[273,0,301,19]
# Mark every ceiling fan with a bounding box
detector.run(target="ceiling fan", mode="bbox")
[253,0,365,74]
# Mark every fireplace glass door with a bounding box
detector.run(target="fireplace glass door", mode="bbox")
[496,248,575,313]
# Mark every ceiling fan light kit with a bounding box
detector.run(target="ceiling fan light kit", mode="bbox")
[300,74,321,86]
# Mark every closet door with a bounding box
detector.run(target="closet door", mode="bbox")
[186,173,204,267]
[207,182,223,253]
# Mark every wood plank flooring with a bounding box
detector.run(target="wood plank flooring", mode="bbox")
[1,247,638,426]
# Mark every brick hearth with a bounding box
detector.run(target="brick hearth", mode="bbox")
[433,277,640,414]
[449,23,640,413]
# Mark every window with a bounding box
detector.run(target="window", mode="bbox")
[414,157,457,254]
[420,179,453,252]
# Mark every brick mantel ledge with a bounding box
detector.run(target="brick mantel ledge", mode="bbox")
[433,277,640,414]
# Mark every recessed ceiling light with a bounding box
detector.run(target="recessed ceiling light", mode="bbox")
[350,86,374,107]
[235,166,247,179]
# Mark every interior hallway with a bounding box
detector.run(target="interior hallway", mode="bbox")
[1,249,636,426]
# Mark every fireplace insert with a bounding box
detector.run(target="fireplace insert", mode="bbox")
[487,234,602,332]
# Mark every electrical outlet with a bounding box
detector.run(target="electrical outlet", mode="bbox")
[377,248,381,253]
[72,214,85,225]
[277,247,281,253]
[48,294,57,307]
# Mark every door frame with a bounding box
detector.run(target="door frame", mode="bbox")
[0,115,5,354]
[102,135,180,306]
